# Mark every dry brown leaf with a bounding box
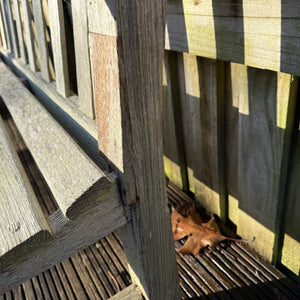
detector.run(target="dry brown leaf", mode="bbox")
[171,203,241,256]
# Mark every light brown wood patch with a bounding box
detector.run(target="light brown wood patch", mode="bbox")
[90,33,123,172]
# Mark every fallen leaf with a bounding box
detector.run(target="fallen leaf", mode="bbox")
[171,202,241,256]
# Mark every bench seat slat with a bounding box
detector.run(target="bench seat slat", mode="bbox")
[0,116,50,270]
[0,62,112,219]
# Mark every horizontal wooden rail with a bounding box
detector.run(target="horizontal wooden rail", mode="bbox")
[0,115,50,270]
[0,61,129,292]
[165,0,300,76]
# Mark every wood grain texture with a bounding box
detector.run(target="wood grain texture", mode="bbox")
[87,0,117,37]
[5,0,19,57]
[0,116,50,270]
[48,0,70,97]
[13,0,26,64]
[179,54,222,216]
[109,284,143,300]
[0,0,7,49]
[72,0,94,119]
[225,63,298,261]
[0,61,110,219]
[162,52,184,189]
[32,0,51,82]
[281,122,300,275]
[165,0,300,76]
[0,50,98,139]
[90,33,123,172]
[0,0,11,50]
[115,0,181,298]
[0,183,128,294]
[21,0,37,71]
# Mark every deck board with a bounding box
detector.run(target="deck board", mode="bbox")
[0,103,299,299]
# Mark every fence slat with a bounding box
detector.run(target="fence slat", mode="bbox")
[72,0,94,118]
[32,0,50,82]
[5,0,19,57]
[225,64,298,261]
[0,0,12,50]
[48,0,70,97]
[0,0,7,49]
[21,0,37,71]
[13,0,26,64]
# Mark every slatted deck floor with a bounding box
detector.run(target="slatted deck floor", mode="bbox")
[1,100,299,299]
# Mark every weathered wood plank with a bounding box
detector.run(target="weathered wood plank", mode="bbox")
[0,50,98,140]
[225,63,298,261]
[21,0,37,71]
[115,0,181,299]
[87,0,118,37]
[162,51,185,189]
[5,0,19,57]
[90,33,123,171]
[108,285,143,300]
[0,115,50,270]
[179,54,223,216]
[0,0,7,49]
[48,0,70,97]
[165,0,300,77]
[32,0,51,82]
[12,0,27,64]
[72,0,94,118]
[0,61,110,219]
[0,0,11,50]
[280,122,300,275]
[0,183,128,294]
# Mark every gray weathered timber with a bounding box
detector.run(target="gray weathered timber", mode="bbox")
[13,0,26,64]
[165,0,300,77]
[108,285,143,300]
[0,0,11,50]
[179,54,222,217]
[280,122,300,275]
[115,0,181,299]
[72,0,94,118]
[21,0,37,72]
[5,0,19,57]
[32,0,51,82]
[88,0,118,37]
[162,52,185,189]
[90,33,123,172]
[0,183,128,294]
[0,0,7,49]
[0,116,50,270]
[225,63,298,261]
[0,50,98,139]
[48,0,70,97]
[0,62,110,219]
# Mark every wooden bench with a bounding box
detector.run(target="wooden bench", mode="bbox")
[0,61,128,293]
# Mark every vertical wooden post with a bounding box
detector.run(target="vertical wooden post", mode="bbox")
[32,0,51,82]
[115,1,181,299]
[21,0,37,72]
[0,0,7,49]
[90,1,180,299]
[0,0,11,51]
[71,0,94,118]
[5,0,19,57]
[13,0,27,64]
[48,0,70,97]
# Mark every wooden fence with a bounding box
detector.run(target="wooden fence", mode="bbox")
[0,0,299,280]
